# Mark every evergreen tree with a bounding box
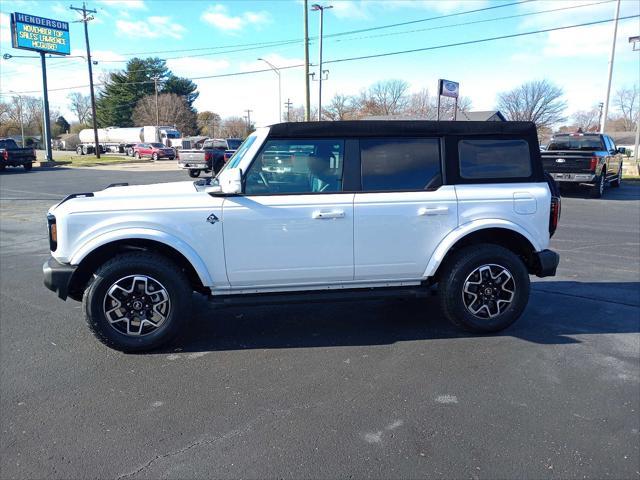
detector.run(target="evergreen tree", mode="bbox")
[96,57,198,127]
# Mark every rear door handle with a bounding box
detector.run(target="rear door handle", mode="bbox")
[312,210,345,219]
[418,206,449,216]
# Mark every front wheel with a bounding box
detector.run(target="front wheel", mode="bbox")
[134,151,140,159]
[83,252,192,352]
[438,245,530,333]
[152,153,158,161]
[188,169,201,178]
[23,162,33,171]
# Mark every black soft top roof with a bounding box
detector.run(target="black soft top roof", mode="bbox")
[267,120,538,138]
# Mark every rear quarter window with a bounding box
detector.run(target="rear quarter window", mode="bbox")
[458,139,531,179]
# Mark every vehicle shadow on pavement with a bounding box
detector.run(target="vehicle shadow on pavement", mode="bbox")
[559,183,640,201]
[164,281,640,353]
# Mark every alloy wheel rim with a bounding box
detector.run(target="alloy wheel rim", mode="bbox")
[462,264,516,319]
[103,275,170,336]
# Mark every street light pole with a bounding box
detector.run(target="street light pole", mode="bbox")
[70,2,100,158]
[303,0,311,122]
[311,4,332,122]
[152,75,160,126]
[601,0,621,133]
[258,58,282,123]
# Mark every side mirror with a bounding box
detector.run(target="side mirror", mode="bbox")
[218,167,243,194]
[617,147,626,154]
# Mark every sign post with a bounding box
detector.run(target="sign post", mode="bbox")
[437,79,460,121]
[10,12,71,162]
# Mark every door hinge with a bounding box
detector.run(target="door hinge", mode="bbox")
[206,213,219,224]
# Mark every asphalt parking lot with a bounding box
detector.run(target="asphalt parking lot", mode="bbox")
[1,166,639,479]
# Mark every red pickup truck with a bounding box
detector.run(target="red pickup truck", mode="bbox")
[0,138,36,171]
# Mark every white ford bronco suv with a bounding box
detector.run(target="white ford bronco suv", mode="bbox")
[44,121,560,352]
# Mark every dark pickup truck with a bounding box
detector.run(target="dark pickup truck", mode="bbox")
[0,138,36,172]
[541,132,625,198]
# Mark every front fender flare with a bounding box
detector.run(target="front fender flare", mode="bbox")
[422,219,541,278]
[69,227,214,286]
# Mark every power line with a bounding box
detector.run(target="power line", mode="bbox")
[2,14,638,96]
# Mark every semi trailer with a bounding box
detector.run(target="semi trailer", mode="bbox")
[76,126,183,155]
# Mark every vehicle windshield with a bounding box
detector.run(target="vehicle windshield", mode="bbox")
[165,131,181,139]
[219,135,257,174]
[547,137,604,151]
[150,143,165,148]
[226,139,242,150]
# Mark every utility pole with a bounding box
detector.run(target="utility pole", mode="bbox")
[70,2,100,158]
[600,0,621,133]
[244,109,253,136]
[311,4,332,121]
[284,98,293,121]
[151,75,160,126]
[303,0,311,122]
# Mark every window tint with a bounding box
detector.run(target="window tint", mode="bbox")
[547,136,604,151]
[360,138,441,191]
[459,139,531,179]
[244,139,344,195]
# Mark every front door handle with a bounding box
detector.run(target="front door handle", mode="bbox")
[312,210,345,219]
[418,206,449,216]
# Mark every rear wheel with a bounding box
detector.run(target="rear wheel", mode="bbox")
[83,252,192,352]
[152,153,159,161]
[23,162,32,171]
[77,145,84,155]
[590,171,605,198]
[188,169,201,178]
[134,151,140,159]
[610,165,622,188]
[438,245,530,333]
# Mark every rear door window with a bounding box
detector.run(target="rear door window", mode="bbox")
[360,138,441,191]
[458,139,531,179]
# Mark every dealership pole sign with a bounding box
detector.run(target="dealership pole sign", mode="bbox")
[436,79,460,121]
[10,13,71,55]
[9,12,71,162]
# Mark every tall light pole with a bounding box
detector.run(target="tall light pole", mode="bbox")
[601,0,621,133]
[258,58,282,123]
[70,2,100,158]
[630,36,640,163]
[9,91,25,147]
[311,4,332,121]
[303,0,311,122]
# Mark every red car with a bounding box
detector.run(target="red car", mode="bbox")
[132,142,175,161]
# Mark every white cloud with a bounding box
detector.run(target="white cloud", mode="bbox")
[166,57,230,78]
[330,1,373,20]
[116,16,186,40]
[97,0,146,10]
[201,4,270,32]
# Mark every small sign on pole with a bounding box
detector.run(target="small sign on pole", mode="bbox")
[437,79,460,121]
[10,12,70,162]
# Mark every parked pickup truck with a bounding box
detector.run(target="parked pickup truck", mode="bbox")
[541,132,625,198]
[43,121,560,352]
[0,138,36,171]
[177,138,226,178]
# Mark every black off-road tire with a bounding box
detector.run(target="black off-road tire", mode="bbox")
[438,244,530,333]
[83,252,192,352]
[23,162,32,171]
[590,171,605,198]
[188,169,201,178]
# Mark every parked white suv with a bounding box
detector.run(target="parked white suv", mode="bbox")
[44,121,560,352]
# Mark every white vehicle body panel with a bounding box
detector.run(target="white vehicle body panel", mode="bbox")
[353,187,458,280]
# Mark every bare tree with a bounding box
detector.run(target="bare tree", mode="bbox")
[132,93,198,135]
[287,105,318,122]
[67,92,92,125]
[437,96,472,120]
[497,79,567,130]
[405,88,432,118]
[571,108,600,132]
[357,79,410,117]
[219,116,249,138]
[323,94,356,121]
[613,86,638,131]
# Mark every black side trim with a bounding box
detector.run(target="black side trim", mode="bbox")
[43,257,77,300]
[533,249,559,278]
[105,183,129,188]
[57,192,94,206]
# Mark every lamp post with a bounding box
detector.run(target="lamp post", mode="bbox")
[8,91,25,147]
[311,3,332,121]
[600,0,621,133]
[258,58,282,123]
[630,36,640,163]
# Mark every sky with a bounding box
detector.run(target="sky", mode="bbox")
[0,0,639,128]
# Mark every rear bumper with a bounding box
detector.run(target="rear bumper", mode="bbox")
[533,249,559,278]
[43,257,77,300]
[550,172,596,183]
[178,162,209,170]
